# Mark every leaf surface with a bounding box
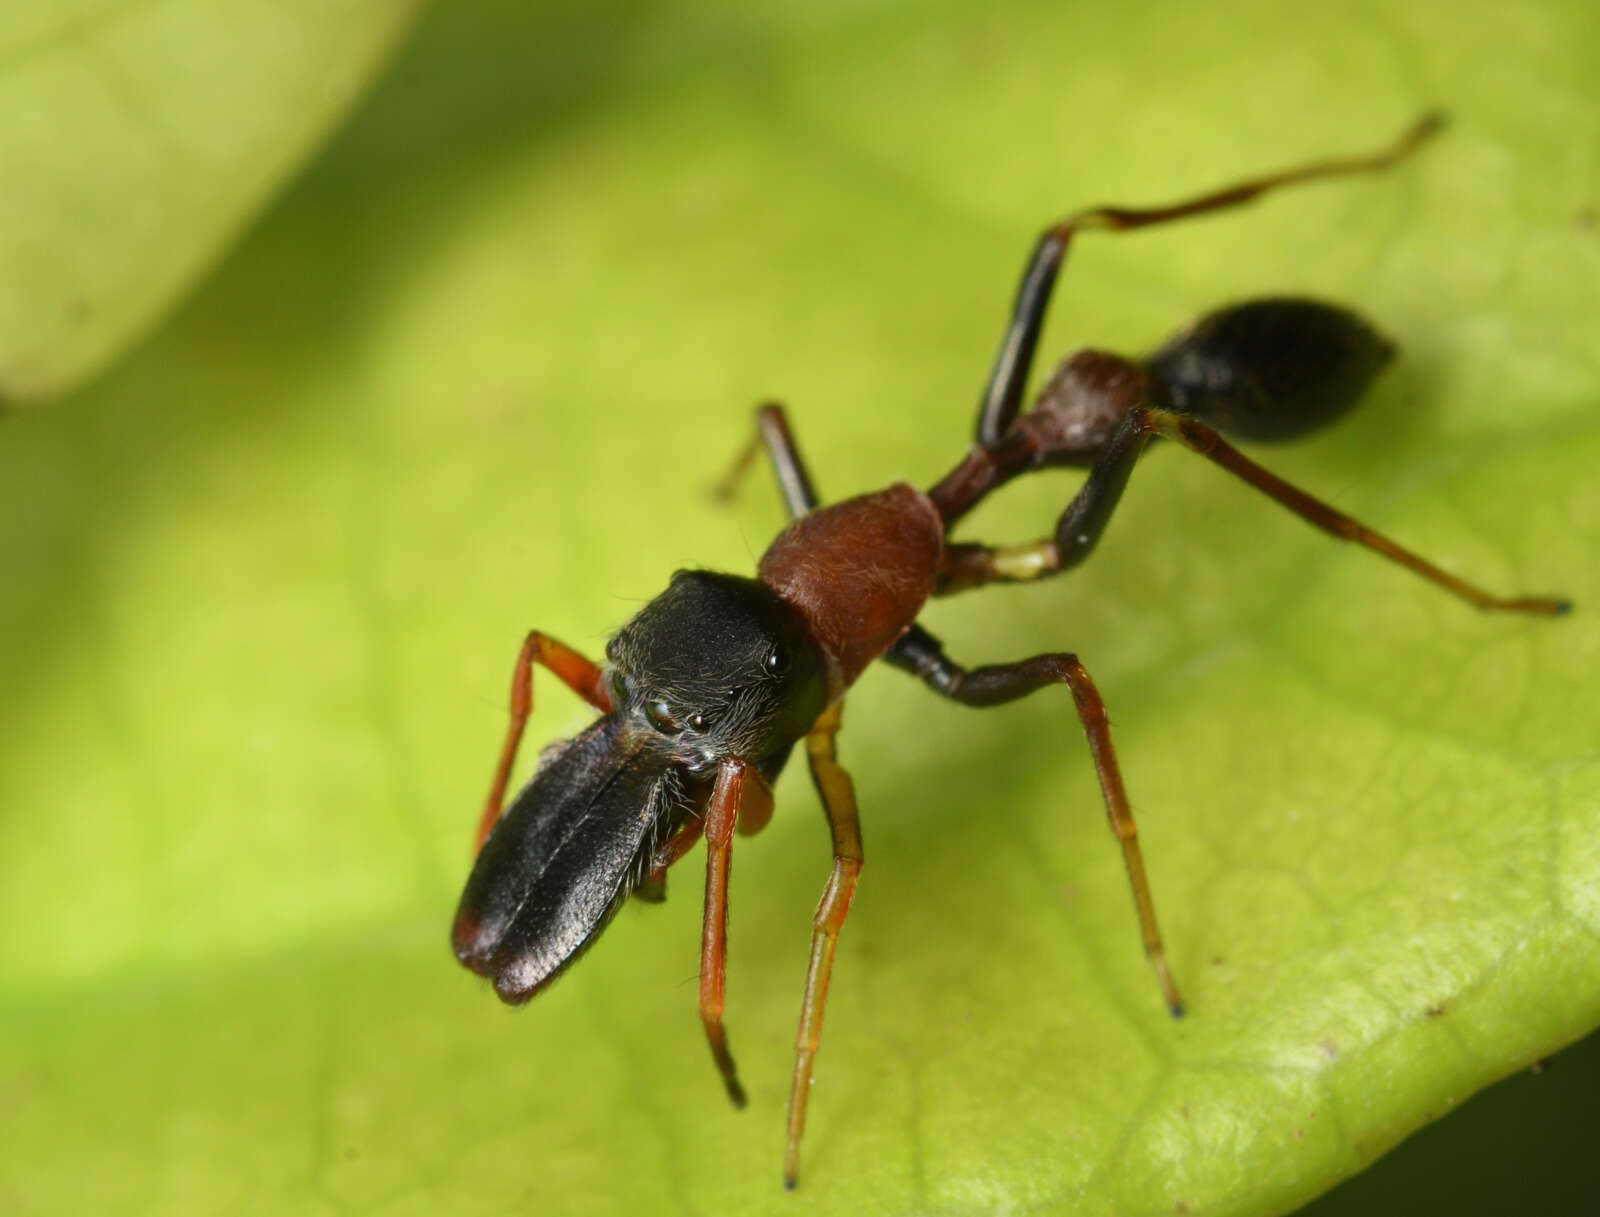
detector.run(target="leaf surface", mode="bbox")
[0,0,420,401]
[3,2,1597,1215]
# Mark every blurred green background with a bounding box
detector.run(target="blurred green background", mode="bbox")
[3,2,1597,1215]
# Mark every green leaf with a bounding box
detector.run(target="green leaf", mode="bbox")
[0,0,421,403]
[3,2,1597,1215]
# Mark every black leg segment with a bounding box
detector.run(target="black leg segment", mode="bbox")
[935,405,1570,616]
[715,401,822,518]
[938,399,1153,594]
[884,626,1184,1015]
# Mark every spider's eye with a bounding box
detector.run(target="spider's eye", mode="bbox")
[687,712,708,732]
[645,701,681,734]
[764,644,789,676]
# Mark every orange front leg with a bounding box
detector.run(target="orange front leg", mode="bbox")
[473,631,613,852]
[784,702,864,1190]
[698,756,774,1109]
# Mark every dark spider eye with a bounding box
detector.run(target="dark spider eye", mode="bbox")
[645,701,681,734]
[764,644,788,675]
[687,712,708,732]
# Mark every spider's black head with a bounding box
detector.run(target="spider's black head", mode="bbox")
[606,570,831,771]
[453,571,831,1005]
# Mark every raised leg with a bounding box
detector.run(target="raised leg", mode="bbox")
[713,401,822,517]
[784,702,863,1190]
[698,755,774,1110]
[883,631,1183,1016]
[936,404,1571,615]
[474,631,614,852]
[974,113,1443,447]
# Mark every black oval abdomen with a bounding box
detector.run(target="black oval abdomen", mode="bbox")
[1148,298,1395,441]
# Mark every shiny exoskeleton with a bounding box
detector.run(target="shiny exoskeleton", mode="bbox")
[451,114,1569,1189]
